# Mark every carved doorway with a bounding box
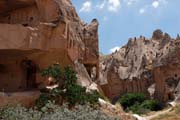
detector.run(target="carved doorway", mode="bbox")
[21,58,38,90]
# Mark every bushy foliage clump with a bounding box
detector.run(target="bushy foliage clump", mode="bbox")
[118,93,163,114]
[41,64,61,82]
[140,100,163,111]
[0,103,120,120]
[36,64,101,109]
[119,93,146,110]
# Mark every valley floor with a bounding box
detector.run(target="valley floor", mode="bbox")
[133,104,180,120]
[151,104,180,120]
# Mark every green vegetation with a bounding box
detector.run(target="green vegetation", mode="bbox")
[41,64,61,82]
[141,100,163,111]
[118,93,163,114]
[36,64,100,109]
[0,103,120,120]
[119,93,146,110]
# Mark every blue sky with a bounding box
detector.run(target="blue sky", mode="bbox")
[71,0,180,54]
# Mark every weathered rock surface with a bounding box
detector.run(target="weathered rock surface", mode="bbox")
[0,0,99,92]
[100,30,180,102]
[0,91,40,107]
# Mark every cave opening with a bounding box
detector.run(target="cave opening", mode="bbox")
[22,23,29,27]
[20,58,39,90]
[168,93,174,101]
[0,50,39,92]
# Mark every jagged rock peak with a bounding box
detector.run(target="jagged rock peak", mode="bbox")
[163,33,171,41]
[91,19,99,24]
[152,29,164,40]
[176,34,180,40]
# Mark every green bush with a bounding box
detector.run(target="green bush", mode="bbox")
[63,66,77,88]
[86,90,101,105]
[140,100,163,111]
[37,64,100,108]
[36,93,51,109]
[64,84,87,106]
[118,93,163,114]
[129,104,150,115]
[119,93,146,109]
[41,64,61,82]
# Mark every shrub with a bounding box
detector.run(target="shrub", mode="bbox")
[64,84,87,106]
[140,100,163,111]
[0,103,120,120]
[36,93,51,109]
[63,66,77,88]
[86,90,101,105]
[41,64,61,82]
[37,64,100,108]
[118,93,163,114]
[119,93,146,109]
[0,105,42,120]
[129,104,150,115]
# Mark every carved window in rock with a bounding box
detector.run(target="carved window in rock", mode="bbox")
[22,23,29,27]
[0,64,7,73]
[167,93,174,101]
[175,74,178,78]
[30,17,34,22]
[7,15,11,23]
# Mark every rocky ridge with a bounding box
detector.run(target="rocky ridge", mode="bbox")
[100,29,180,103]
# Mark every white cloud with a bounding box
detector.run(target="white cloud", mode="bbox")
[138,0,167,14]
[108,0,121,12]
[139,8,145,14]
[109,46,120,53]
[152,0,168,9]
[96,0,106,9]
[152,1,159,8]
[79,1,92,12]
[125,0,139,6]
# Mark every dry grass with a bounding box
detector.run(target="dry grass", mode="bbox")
[152,105,180,120]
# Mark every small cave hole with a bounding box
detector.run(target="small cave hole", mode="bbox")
[22,23,28,27]
[0,64,7,73]
[30,17,34,22]
[7,15,11,20]
[175,74,178,78]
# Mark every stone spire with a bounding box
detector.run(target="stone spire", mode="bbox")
[152,29,163,40]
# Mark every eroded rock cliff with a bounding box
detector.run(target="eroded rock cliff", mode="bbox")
[100,29,180,102]
[0,0,99,92]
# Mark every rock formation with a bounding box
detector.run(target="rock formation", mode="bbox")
[0,0,99,92]
[100,29,180,102]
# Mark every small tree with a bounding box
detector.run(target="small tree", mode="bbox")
[41,64,61,83]
[37,64,100,109]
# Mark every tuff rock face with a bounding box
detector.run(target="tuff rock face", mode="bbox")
[100,29,180,102]
[0,0,99,92]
